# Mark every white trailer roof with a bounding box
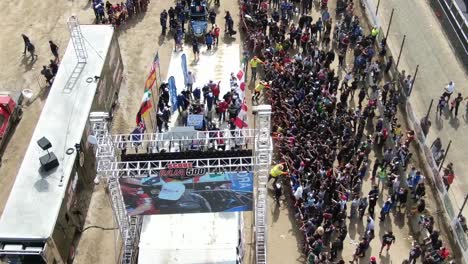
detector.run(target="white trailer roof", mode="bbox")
[0,25,114,240]
[138,212,240,264]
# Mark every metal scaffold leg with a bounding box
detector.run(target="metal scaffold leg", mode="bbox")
[253,105,272,264]
[89,112,139,264]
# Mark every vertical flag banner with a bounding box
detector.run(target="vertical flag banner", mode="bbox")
[168,76,178,112]
[235,68,247,129]
[136,89,152,125]
[145,53,160,90]
[181,53,189,85]
[234,99,248,128]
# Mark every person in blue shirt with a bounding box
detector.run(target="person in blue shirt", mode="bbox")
[160,9,168,35]
[321,9,330,23]
[379,198,393,221]
[205,33,213,51]
[178,11,186,33]
[316,18,323,38]
[177,93,186,112]
[193,87,201,101]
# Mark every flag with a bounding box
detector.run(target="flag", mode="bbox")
[131,121,146,145]
[236,70,244,80]
[234,99,248,128]
[136,89,152,125]
[236,82,246,100]
[240,82,246,92]
[154,52,160,69]
[144,53,160,90]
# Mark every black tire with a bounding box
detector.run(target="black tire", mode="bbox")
[16,108,23,123]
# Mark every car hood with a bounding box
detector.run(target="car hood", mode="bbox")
[191,21,208,36]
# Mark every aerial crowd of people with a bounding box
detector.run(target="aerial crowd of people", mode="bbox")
[239,0,454,263]
[91,0,150,26]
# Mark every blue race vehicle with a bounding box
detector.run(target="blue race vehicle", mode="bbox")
[188,0,208,37]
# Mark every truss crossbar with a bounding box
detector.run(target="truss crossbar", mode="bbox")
[97,156,254,177]
[253,106,272,264]
[96,129,255,158]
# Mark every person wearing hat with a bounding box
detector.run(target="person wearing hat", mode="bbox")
[249,56,264,82]
[269,162,288,186]
[369,256,377,264]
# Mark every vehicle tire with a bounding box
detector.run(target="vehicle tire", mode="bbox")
[16,108,23,122]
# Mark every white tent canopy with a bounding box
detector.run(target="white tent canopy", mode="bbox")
[138,212,242,264]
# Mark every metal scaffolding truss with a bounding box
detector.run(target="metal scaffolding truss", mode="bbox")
[97,157,255,178]
[253,106,272,264]
[89,106,271,264]
[89,113,137,264]
[95,128,256,157]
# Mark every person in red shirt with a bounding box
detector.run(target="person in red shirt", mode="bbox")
[438,247,450,260]
[301,33,310,53]
[443,168,455,190]
[212,81,220,102]
[217,100,229,122]
[213,24,221,47]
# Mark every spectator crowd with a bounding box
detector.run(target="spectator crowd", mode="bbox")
[238,0,453,263]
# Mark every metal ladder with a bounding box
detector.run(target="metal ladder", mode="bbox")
[253,106,272,264]
[67,16,88,63]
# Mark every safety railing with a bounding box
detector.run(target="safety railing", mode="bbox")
[436,0,468,54]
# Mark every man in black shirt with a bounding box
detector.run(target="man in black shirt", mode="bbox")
[380,231,396,254]
[49,60,58,76]
[367,185,378,217]
[41,66,54,86]
[192,39,200,61]
[49,41,59,62]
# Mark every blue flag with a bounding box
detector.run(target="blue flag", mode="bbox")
[181,53,189,85]
[168,76,178,112]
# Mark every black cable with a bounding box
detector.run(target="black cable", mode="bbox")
[81,225,118,232]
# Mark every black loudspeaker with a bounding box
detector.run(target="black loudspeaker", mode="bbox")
[39,152,59,172]
[37,137,52,150]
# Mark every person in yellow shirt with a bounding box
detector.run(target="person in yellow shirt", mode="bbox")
[249,56,263,82]
[393,124,403,142]
[275,42,283,52]
[252,81,269,104]
[269,162,288,185]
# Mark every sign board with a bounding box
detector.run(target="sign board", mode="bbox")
[187,114,204,129]
[119,171,253,215]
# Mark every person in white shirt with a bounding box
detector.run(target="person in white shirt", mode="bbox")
[294,185,303,201]
[443,81,455,101]
[186,71,196,93]
[366,216,375,233]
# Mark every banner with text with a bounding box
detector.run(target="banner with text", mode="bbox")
[120,169,253,215]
